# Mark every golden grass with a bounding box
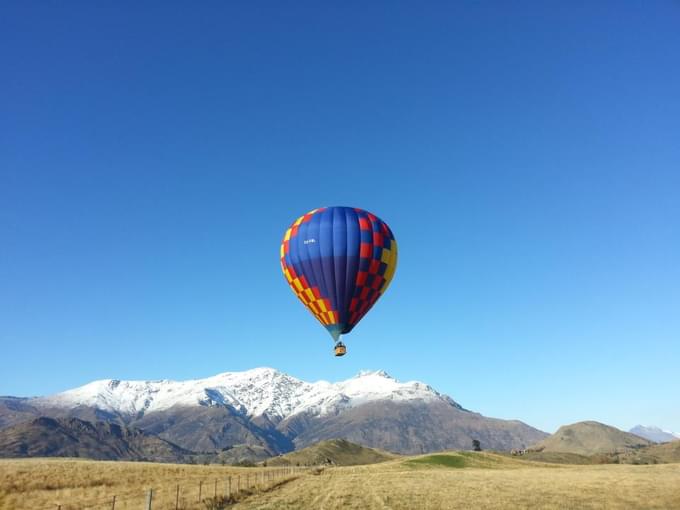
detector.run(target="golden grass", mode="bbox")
[0,458,301,510]
[1,453,679,510]
[232,453,680,510]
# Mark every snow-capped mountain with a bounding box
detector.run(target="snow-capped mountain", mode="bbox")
[33,368,446,422]
[629,425,680,443]
[0,368,547,455]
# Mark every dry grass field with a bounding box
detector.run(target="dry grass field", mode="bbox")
[232,456,680,509]
[0,458,303,510]
[2,452,680,510]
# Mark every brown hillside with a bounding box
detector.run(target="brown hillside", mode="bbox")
[0,417,190,462]
[266,438,396,466]
[532,421,652,455]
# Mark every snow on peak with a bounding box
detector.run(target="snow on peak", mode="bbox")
[629,425,680,443]
[355,369,392,378]
[34,367,448,421]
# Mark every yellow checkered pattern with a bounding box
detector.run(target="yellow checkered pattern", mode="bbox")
[280,208,338,326]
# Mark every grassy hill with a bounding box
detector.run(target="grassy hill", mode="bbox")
[531,421,652,455]
[612,439,680,465]
[642,440,680,462]
[501,450,600,465]
[404,451,531,469]
[265,439,396,466]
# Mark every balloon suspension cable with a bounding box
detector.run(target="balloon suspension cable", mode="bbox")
[334,335,347,357]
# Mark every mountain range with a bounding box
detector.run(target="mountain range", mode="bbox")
[0,368,546,458]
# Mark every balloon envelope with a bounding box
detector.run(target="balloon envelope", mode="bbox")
[280,206,398,341]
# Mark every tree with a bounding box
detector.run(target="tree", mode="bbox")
[472,439,482,451]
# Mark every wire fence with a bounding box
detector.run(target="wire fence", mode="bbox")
[40,466,316,510]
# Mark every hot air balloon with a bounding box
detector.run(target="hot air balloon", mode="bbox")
[280,206,398,356]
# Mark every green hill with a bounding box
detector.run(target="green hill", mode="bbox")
[405,450,531,469]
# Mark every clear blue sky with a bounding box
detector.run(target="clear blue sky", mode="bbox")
[1,2,679,434]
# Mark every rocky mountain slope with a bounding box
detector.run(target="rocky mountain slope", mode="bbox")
[0,417,190,461]
[0,368,547,455]
[283,399,546,453]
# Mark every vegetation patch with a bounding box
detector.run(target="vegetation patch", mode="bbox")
[406,454,467,468]
[404,451,529,470]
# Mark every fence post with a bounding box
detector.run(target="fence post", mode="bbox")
[111,495,116,510]
[198,481,202,502]
[237,474,241,492]
[228,476,232,497]
[175,484,180,510]
[145,489,153,510]
[214,479,217,498]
